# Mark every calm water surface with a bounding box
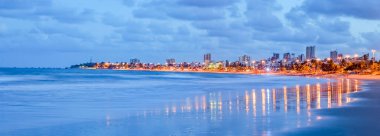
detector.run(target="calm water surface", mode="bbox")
[0,68,360,136]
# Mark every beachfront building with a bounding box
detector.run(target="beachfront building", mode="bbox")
[166,58,176,66]
[204,53,211,66]
[298,54,305,62]
[272,53,280,61]
[130,58,140,64]
[306,46,316,60]
[239,55,251,67]
[330,50,338,61]
[283,53,291,61]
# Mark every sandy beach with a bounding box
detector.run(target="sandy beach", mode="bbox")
[283,80,380,135]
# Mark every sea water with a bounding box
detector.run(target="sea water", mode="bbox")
[0,68,360,136]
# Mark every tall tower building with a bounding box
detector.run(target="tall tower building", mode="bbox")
[166,58,176,66]
[330,50,338,61]
[204,53,211,65]
[239,55,251,66]
[298,54,305,62]
[130,58,140,64]
[306,46,316,60]
[283,53,291,61]
[272,53,280,61]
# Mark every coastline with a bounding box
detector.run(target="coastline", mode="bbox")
[80,68,380,80]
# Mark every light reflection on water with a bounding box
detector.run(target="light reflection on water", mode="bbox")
[122,79,361,135]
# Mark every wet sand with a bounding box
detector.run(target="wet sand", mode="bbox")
[283,80,380,135]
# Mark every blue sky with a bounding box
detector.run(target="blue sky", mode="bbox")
[0,0,379,67]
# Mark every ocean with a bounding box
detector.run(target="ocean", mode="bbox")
[0,68,360,136]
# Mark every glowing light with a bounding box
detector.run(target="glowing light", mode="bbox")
[252,90,257,117]
[261,89,266,116]
[272,89,276,112]
[245,91,249,114]
[296,85,300,114]
[306,84,311,110]
[266,67,271,72]
[283,86,287,112]
[202,95,206,112]
[317,83,321,109]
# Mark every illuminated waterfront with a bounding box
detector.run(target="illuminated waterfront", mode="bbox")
[0,68,360,136]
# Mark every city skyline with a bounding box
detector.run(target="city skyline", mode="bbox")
[78,45,376,66]
[0,0,379,67]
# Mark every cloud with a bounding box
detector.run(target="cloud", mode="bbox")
[245,0,283,32]
[123,0,135,7]
[0,0,51,9]
[192,20,251,42]
[177,0,239,7]
[301,0,380,20]
[102,13,129,27]
[282,5,354,45]
[245,11,283,32]
[35,8,96,24]
[1,0,379,67]
[361,32,380,49]
[166,6,227,21]
[0,0,95,24]
[132,8,168,19]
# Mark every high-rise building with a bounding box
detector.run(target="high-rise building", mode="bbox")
[298,54,305,62]
[239,55,251,62]
[204,53,211,65]
[130,58,140,64]
[166,58,176,66]
[330,50,338,61]
[239,55,251,66]
[306,46,316,60]
[283,53,291,61]
[272,53,280,61]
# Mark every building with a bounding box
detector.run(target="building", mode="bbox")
[204,53,211,65]
[272,53,280,61]
[330,50,338,61]
[130,58,140,64]
[361,53,370,61]
[338,54,343,60]
[306,46,316,60]
[283,53,291,61]
[298,54,305,62]
[239,55,251,66]
[166,58,175,66]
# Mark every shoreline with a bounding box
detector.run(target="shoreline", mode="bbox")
[80,68,380,80]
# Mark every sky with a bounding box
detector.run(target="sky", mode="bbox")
[0,0,379,67]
